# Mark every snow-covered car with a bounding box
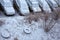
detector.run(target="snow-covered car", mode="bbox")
[54,0,60,6]
[37,0,51,13]
[26,0,41,13]
[0,0,15,15]
[15,0,30,15]
[46,0,58,10]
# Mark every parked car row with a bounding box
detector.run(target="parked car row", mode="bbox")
[0,0,60,16]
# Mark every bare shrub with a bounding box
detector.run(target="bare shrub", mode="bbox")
[52,8,60,20]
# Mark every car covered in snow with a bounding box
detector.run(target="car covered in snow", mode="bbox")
[26,0,41,13]
[0,0,15,15]
[14,0,30,15]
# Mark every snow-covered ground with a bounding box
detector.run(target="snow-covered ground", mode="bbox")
[0,16,60,40]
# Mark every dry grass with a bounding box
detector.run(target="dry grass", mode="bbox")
[25,8,60,32]
[43,12,53,32]
[25,12,44,23]
[43,11,51,21]
[25,12,52,32]
[44,8,60,32]
[44,19,55,32]
[0,20,5,26]
[14,37,18,40]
